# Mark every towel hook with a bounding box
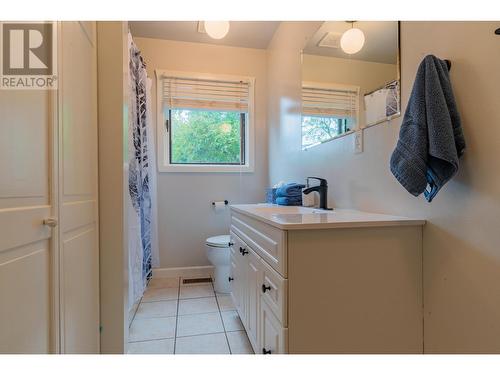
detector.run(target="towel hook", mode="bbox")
[495,28,500,35]
[444,59,451,71]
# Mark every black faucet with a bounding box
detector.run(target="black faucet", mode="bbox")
[303,177,332,210]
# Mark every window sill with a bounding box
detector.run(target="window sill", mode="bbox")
[158,164,254,173]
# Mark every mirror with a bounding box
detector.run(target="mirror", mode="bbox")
[301,21,400,149]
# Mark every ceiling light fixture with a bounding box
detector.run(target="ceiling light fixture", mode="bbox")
[204,21,230,39]
[340,21,365,55]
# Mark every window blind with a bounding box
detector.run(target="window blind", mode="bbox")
[302,84,359,118]
[162,75,250,112]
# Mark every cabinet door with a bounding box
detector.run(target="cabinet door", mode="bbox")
[230,254,244,319]
[260,299,287,354]
[245,248,262,351]
[229,232,247,321]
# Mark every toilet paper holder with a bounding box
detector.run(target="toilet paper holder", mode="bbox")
[212,200,229,206]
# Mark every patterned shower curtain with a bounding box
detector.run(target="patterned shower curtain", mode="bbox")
[128,35,153,304]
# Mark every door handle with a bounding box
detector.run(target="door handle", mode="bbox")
[43,217,58,228]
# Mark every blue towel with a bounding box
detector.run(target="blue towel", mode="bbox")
[276,196,302,206]
[265,188,278,204]
[390,55,465,202]
[276,183,306,198]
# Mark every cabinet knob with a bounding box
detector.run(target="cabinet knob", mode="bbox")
[241,248,248,256]
[43,217,58,228]
[262,348,272,354]
[228,242,234,247]
[262,284,271,293]
[228,277,234,282]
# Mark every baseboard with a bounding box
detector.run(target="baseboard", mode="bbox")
[153,265,214,279]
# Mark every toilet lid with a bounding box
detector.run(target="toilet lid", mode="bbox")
[206,235,231,248]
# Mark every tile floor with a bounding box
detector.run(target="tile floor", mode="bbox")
[128,277,254,354]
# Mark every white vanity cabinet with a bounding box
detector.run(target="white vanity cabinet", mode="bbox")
[229,228,287,354]
[229,205,425,354]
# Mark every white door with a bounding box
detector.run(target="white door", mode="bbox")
[0,53,58,354]
[0,21,98,354]
[58,21,99,354]
[246,248,262,351]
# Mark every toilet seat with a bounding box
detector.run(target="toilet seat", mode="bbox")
[206,235,230,248]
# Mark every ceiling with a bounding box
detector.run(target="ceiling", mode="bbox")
[129,21,281,49]
[303,21,399,64]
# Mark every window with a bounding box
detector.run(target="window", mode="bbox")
[157,70,255,172]
[301,82,359,150]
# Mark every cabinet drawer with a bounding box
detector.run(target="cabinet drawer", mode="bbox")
[260,258,287,326]
[231,211,287,277]
[230,230,253,264]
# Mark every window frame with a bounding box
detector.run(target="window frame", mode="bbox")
[155,69,255,173]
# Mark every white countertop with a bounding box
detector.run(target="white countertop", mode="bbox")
[230,204,426,230]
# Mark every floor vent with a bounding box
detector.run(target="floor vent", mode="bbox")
[182,277,212,285]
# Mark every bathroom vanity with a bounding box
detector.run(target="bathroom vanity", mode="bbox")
[229,204,425,354]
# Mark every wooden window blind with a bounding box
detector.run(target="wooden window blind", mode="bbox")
[162,75,250,112]
[302,83,359,119]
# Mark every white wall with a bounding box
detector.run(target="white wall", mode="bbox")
[97,21,130,353]
[134,37,268,268]
[268,21,500,352]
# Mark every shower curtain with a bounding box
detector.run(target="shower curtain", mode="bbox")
[127,33,159,310]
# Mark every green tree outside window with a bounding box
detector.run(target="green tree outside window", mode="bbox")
[170,109,243,164]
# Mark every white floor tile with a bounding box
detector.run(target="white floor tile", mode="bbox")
[176,312,224,337]
[221,310,244,332]
[175,333,230,354]
[216,293,235,311]
[127,338,175,354]
[226,331,254,354]
[142,287,179,302]
[129,316,176,342]
[148,277,179,289]
[178,297,219,315]
[179,284,215,299]
[135,300,178,319]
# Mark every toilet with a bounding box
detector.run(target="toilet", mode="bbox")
[205,234,231,294]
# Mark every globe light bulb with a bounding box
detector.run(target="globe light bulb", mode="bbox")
[204,21,230,39]
[340,27,365,54]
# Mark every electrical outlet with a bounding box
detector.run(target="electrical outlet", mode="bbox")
[354,130,363,154]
